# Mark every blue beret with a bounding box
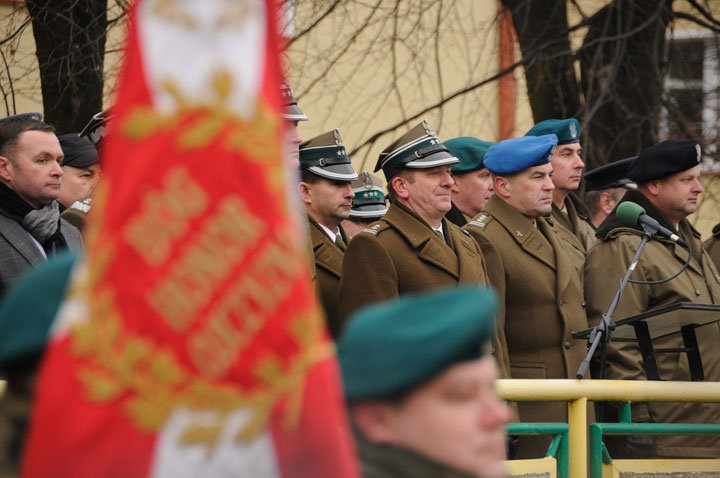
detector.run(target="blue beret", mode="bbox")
[445,137,495,174]
[483,135,558,176]
[628,140,702,182]
[337,285,498,401]
[526,118,580,145]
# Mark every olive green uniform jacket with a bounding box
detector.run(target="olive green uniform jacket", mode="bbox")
[356,432,475,478]
[339,202,488,322]
[464,195,591,459]
[551,192,595,280]
[584,189,720,458]
[308,216,347,338]
[703,222,720,271]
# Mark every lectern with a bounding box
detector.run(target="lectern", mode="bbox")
[573,302,720,381]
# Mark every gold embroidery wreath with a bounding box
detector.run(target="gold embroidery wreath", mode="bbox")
[69,186,330,454]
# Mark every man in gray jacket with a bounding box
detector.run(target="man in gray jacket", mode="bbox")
[0,113,82,299]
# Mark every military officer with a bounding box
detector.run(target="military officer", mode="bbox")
[444,137,495,227]
[338,286,511,478]
[342,172,388,239]
[298,129,358,338]
[526,118,594,261]
[582,156,636,229]
[463,135,591,459]
[339,120,488,322]
[585,140,720,459]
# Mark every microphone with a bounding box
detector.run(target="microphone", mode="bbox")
[616,202,688,248]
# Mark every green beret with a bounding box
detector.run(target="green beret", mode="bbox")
[337,286,498,401]
[0,251,78,369]
[526,118,580,145]
[445,137,495,174]
[627,140,701,182]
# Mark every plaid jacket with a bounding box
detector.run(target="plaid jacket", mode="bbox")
[0,211,82,299]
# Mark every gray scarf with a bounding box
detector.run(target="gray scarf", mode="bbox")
[22,202,60,244]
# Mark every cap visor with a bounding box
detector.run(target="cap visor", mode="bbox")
[307,163,358,181]
[350,204,388,218]
[404,152,459,169]
[282,104,308,121]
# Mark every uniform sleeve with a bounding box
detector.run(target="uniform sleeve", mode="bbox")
[584,235,651,382]
[465,227,510,380]
[338,232,399,325]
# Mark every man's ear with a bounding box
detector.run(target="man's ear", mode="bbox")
[600,191,615,215]
[645,179,661,197]
[0,156,13,183]
[494,175,510,199]
[351,402,397,443]
[297,181,312,205]
[390,176,410,200]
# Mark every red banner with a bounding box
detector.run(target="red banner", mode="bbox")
[21,1,359,476]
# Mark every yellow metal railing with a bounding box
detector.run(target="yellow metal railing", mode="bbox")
[496,379,720,478]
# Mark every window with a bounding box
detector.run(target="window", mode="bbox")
[661,32,720,161]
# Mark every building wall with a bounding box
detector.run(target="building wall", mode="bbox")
[0,2,127,123]
[288,0,509,174]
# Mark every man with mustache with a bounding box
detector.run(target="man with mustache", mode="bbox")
[0,113,83,300]
[526,118,593,277]
[339,120,488,325]
[585,140,720,459]
[298,129,358,338]
[463,135,591,459]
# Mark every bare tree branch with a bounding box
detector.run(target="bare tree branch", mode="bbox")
[673,11,720,33]
[287,0,342,47]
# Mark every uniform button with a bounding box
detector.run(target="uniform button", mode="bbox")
[695,289,701,296]
[559,300,565,307]
[582,301,587,308]
[564,341,571,350]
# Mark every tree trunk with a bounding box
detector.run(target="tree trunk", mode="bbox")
[500,0,582,123]
[579,0,673,169]
[26,0,107,134]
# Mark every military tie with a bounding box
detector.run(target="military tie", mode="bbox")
[433,229,445,244]
[335,233,346,251]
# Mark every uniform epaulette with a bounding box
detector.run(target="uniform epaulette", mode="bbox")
[466,213,492,229]
[361,221,391,236]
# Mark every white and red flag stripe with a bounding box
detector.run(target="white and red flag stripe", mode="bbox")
[21,1,359,476]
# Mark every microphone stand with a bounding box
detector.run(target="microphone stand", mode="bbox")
[576,225,653,379]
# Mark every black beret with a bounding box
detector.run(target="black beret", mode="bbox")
[584,156,636,191]
[628,140,701,182]
[58,134,98,168]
